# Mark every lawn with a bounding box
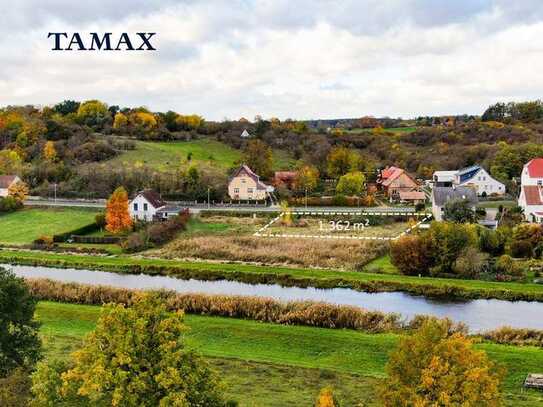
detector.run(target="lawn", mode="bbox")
[36,301,543,406]
[108,138,295,171]
[0,208,98,244]
[2,249,543,301]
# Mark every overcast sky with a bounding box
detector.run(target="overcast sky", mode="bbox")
[1,0,542,120]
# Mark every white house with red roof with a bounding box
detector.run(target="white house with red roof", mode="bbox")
[0,175,21,197]
[518,158,543,222]
[228,165,274,201]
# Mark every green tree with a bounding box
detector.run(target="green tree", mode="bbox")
[0,267,41,377]
[379,319,504,407]
[242,139,273,178]
[32,295,225,406]
[53,100,80,116]
[326,147,361,178]
[335,171,365,196]
[443,198,476,223]
[427,222,478,274]
[295,165,319,193]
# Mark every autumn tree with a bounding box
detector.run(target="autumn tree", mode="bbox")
[105,187,133,234]
[76,100,110,128]
[8,180,29,203]
[242,139,273,178]
[390,234,433,276]
[336,171,365,196]
[379,319,504,406]
[326,147,361,178]
[42,141,57,162]
[295,165,319,193]
[0,150,23,175]
[315,386,338,407]
[31,295,225,406]
[112,112,128,130]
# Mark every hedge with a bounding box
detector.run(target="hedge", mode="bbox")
[52,223,100,243]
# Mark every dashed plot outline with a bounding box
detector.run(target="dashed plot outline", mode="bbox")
[254,211,432,241]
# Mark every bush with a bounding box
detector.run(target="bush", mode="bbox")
[121,232,147,253]
[147,214,188,245]
[494,255,525,278]
[452,247,489,279]
[0,196,22,213]
[509,240,533,258]
[95,212,106,229]
[390,234,433,276]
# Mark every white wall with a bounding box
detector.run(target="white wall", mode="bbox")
[458,168,505,196]
[130,195,161,221]
[521,164,543,187]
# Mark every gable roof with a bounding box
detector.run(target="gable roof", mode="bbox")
[523,185,543,205]
[137,189,166,209]
[457,165,481,176]
[432,186,478,207]
[0,175,19,189]
[230,165,269,190]
[380,167,417,187]
[526,158,543,178]
[241,129,251,138]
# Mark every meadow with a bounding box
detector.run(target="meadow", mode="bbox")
[0,208,98,244]
[107,138,295,171]
[36,301,543,407]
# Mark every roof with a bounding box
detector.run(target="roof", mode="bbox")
[381,166,401,180]
[399,190,426,201]
[526,158,543,178]
[274,171,297,181]
[0,175,18,189]
[432,186,478,207]
[457,165,481,176]
[523,185,543,205]
[241,129,251,138]
[380,167,417,187]
[156,205,185,214]
[230,165,269,190]
[137,189,166,209]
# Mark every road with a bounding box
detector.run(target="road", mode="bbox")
[25,197,421,214]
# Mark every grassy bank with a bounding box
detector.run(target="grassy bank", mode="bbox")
[37,301,543,407]
[2,249,543,301]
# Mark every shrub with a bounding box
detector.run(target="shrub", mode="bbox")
[509,239,533,258]
[494,255,525,278]
[0,196,22,213]
[147,213,188,245]
[94,212,106,229]
[452,247,489,279]
[121,232,147,253]
[390,234,433,276]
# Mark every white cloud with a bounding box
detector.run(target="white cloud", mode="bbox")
[0,0,542,119]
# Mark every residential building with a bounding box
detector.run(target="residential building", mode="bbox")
[518,158,543,222]
[432,166,505,196]
[378,166,420,199]
[130,189,166,221]
[399,190,426,205]
[228,165,274,201]
[240,129,251,138]
[0,175,21,197]
[431,186,478,221]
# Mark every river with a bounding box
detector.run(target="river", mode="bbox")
[4,263,543,332]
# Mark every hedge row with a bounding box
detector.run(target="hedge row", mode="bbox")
[52,223,100,243]
[71,236,121,244]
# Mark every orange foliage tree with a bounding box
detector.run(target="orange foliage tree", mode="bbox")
[379,319,504,406]
[315,387,338,407]
[105,187,133,234]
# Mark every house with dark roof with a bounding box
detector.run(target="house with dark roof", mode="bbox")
[0,175,21,197]
[518,158,543,222]
[431,186,478,221]
[377,166,420,201]
[228,165,274,201]
[432,165,505,196]
[129,189,166,221]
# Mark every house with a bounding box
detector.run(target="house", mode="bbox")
[130,190,166,221]
[432,166,505,196]
[399,190,426,205]
[518,158,543,222]
[0,175,21,197]
[240,129,251,138]
[431,186,478,221]
[273,171,297,189]
[228,165,274,201]
[378,166,420,199]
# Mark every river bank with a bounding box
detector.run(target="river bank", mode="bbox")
[1,249,543,301]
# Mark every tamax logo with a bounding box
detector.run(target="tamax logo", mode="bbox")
[47,32,156,51]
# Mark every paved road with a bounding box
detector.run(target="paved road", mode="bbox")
[25,197,421,214]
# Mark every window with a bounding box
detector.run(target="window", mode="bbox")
[247,188,253,193]
[133,203,138,211]
[241,178,246,183]
[538,180,543,186]
[144,203,148,211]
[234,188,239,193]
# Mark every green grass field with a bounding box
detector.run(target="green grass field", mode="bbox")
[36,301,543,406]
[108,139,295,171]
[0,208,98,244]
[3,249,543,300]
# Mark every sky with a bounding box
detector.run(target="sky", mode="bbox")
[1,0,543,121]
